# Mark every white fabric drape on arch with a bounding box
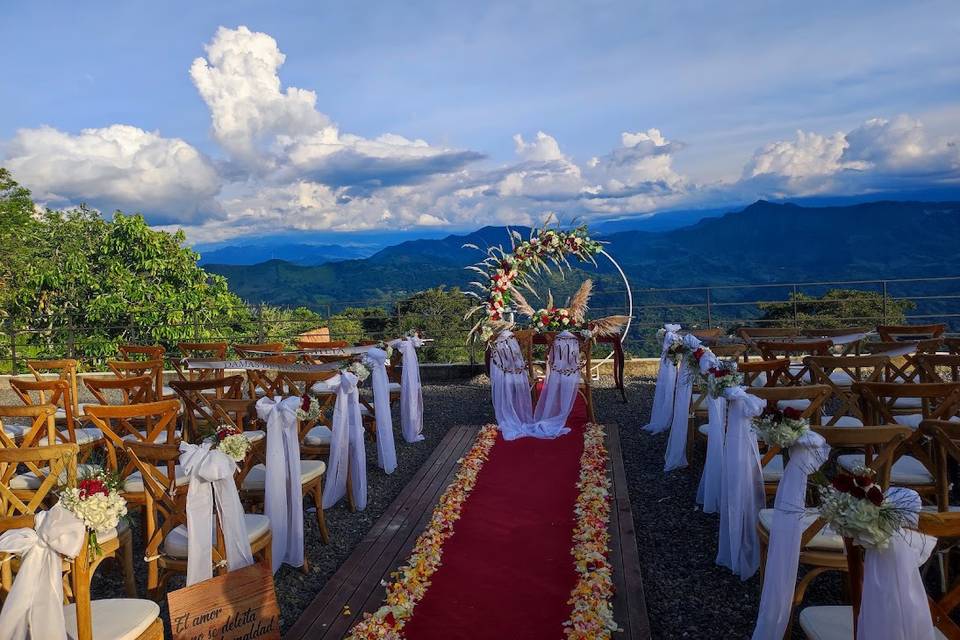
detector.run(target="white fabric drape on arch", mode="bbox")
[664,334,702,471]
[393,337,425,443]
[643,324,681,433]
[751,430,830,639]
[365,347,398,474]
[255,395,305,572]
[322,371,368,511]
[528,330,579,438]
[179,441,254,585]
[490,330,534,440]
[716,386,765,580]
[0,504,85,640]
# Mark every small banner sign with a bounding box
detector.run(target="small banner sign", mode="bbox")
[167,563,281,640]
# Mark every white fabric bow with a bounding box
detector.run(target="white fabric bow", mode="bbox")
[857,488,937,639]
[322,371,368,510]
[395,338,425,443]
[491,330,534,440]
[256,395,305,572]
[664,334,702,471]
[752,430,830,639]
[179,441,254,585]
[716,386,766,579]
[365,348,398,474]
[0,504,85,640]
[643,324,681,433]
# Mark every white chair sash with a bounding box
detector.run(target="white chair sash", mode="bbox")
[716,386,765,579]
[179,441,254,586]
[697,395,727,512]
[527,331,579,439]
[322,371,368,511]
[858,488,936,640]
[396,338,425,443]
[490,330,534,441]
[365,347,398,474]
[255,395,305,572]
[643,324,681,433]
[752,430,830,639]
[664,334,701,471]
[0,504,85,640]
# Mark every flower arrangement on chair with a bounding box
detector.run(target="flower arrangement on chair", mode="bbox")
[752,406,810,449]
[59,467,128,556]
[705,360,743,398]
[212,425,252,462]
[818,466,913,549]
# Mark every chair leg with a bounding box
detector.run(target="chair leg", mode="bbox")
[313,480,330,544]
[120,531,137,597]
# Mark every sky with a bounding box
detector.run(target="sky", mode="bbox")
[1,0,959,244]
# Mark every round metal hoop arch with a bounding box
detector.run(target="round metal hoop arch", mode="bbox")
[591,248,633,376]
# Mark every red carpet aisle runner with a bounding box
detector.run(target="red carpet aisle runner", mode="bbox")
[349,397,602,640]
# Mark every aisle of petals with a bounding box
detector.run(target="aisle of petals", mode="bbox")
[564,422,619,639]
[346,424,500,640]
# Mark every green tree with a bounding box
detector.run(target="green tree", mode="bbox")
[391,287,476,363]
[756,289,914,329]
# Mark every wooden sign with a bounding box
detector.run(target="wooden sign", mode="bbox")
[167,563,281,640]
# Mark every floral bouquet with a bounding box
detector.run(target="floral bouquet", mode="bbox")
[59,468,128,556]
[374,340,395,359]
[341,360,371,383]
[705,360,743,398]
[534,306,576,331]
[665,335,687,365]
[818,466,912,549]
[212,425,251,462]
[297,394,322,422]
[752,406,809,448]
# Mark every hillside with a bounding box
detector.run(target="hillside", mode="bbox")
[205,200,960,309]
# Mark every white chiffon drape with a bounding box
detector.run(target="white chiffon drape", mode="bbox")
[664,334,701,471]
[643,324,681,433]
[490,330,534,440]
[255,395,305,571]
[0,504,85,640]
[395,338,425,443]
[716,387,765,580]
[365,347,398,474]
[696,395,727,512]
[179,441,254,585]
[322,371,368,511]
[752,430,830,639]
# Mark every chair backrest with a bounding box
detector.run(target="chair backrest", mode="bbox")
[0,403,59,450]
[117,343,166,361]
[9,378,80,443]
[853,381,960,425]
[710,344,748,360]
[747,384,831,424]
[232,342,285,358]
[83,374,154,406]
[84,400,181,477]
[168,375,245,442]
[281,370,339,397]
[943,337,960,356]
[916,354,960,384]
[690,328,723,341]
[737,327,800,358]
[0,440,79,529]
[918,419,960,512]
[107,358,165,400]
[756,339,833,386]
[175,342,229,382]
[243,354,298,398]
[738,358,791,387]
[805,355,891,425]
[801,326,871,338]
[26,359,81,416]
[877,323,946,342]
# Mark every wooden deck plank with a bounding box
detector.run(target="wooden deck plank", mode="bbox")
[286,425,477,639]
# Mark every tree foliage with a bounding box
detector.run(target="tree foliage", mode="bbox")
[756,289,914,329]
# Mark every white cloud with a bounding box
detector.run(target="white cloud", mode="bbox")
[4,124,221,223]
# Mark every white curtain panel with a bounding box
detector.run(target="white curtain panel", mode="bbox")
[490,330,535,440]
[752,430,830,639]
[527,330,580,438]
[716,387,765,580]
[179,442,254,585]
[0,504,85,640]
[256,395,306,571]
[858,488,936,640]
[696,395,727,512]
[395,337,425,443]
[664,334,702,471]
[643,324,682,433]
[365,347,398,474]
[322,371,368,511]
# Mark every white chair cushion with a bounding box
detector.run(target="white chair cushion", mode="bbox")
[163,513,270,558]
[758,508,843,551]
[778,399,811,411]
[828,370,855,386]
[788,365,812,383]
[837,453,934,485]
[121,430,181,444]
[242,460,326,491]
[161,385,175,397]
[387,381,401,392]
[95,518,130,544]
[123,465,190,493]
[10,463,103,490]
[892,396,923,409]
[762,455,785,482]
[799,606,947,640]
[304,425,332,445]
[64,598,160,640]
[750,372,768,388]
[822,415,864,427]
[242,430,266,443]
[894,414,960,430]
[55,405,92,420]
[310,375,342,395]
[2,423,29,439]
[697,423,710,437]
[39,427,103,446]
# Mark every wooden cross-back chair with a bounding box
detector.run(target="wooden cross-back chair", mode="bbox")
[201,397,267,486]
[877,323,946,342]
[296,339,348,351]
[689,328,723,343]
[168,375,245,443]
[739,358,791,388]
[232,342,285,358]
[756,339,833,386]
[83,374,154,406]
[107,358,168,402]
[26,358,82,419]
[804,354,891,427]
[8,378,104,458]
[241,354,297,399]
[801,326,871,355]
[124,441,272,600]
[943,337,960,355]
[737,327,800,359]
[920,419,960,514]
[118,344,166,362]
[0,407,69,508]
[917,354,960,384]
[863,339,943,383]
[280,370,345,458]
[757,425,910,638]
[172,342,229,382]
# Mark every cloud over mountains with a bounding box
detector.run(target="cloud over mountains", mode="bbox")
[3,25,959,240]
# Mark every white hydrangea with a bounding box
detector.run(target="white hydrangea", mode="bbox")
[60,488,127,533]
[217,433,250,462]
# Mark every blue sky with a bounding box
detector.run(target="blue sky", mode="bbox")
[2,0,958,243]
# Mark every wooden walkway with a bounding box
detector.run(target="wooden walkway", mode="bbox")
[286,424,650,639]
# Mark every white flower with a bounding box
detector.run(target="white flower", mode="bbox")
[347,361,371,382]
[217,433,250,462]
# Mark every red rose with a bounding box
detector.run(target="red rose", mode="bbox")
[832,474,854,492]
[867,486,884,506]
[216,426,240,441]
[694,348,705,360]
[384,611,396,627]
[540,315,549,325]
[853,474,872,489]
[300,394,312,412]
[850,486,866,499]
[782,407,803,420]
[78,478,109,499]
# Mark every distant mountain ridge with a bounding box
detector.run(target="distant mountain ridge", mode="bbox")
[204,200,960,309]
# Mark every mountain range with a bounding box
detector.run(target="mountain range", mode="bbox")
[204,200,960,311]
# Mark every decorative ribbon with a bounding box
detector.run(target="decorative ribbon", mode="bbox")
[716,386,766,580]
[490,330,535,440]
[179,441,254,585]
[365,347,398,474]
[664,333,701,471]
[752,430,830,639]
[395,338,425,443]
[643,324,681,433]
[0,504,85,640]
[322,372,368,511]
[255,395,305,571]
